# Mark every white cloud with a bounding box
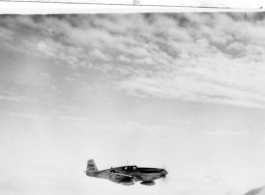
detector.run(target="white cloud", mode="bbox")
[37,41,56,57]
[65,77,75,82]
[10,113,51,121]
[0,90,35,102]
[0,95,21,101]
[135,57,155,65]
[0,27,14,42]
[202,130,250,137]
[1,14,265,109]
[90,49,109,61]
[118,55,131,62]
[58,116,90,122]
[42,73,50,77]
[36,39,87,69]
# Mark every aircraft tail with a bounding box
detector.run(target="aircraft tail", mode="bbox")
[86,159,98,173]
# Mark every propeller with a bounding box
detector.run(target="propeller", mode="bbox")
[161,166,168,179]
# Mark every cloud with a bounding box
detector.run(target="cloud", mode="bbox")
[0,90,35,102]
[10,113,51,121]
[65,77,75,82]
[58,116,90,122]
[202,130,250,137]
[42,73,50,78]
[57,116,91,129]
[0,95,21,101]
[0,27,14,43]
[135,57,156,65]
[118,55,131,63]
[1,13,265,109]
[90,49,109,61]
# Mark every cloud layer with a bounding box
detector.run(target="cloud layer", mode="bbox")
[1,13,265,108]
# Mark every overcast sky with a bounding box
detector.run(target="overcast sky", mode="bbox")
[0,12,265,195]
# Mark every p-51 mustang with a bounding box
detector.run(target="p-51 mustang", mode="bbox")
[85,159,168,186]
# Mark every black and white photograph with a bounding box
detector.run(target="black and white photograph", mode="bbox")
[0,8,265,195]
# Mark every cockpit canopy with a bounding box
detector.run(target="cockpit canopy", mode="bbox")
[123,166,137,171]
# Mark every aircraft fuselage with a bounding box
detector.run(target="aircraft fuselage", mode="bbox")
[87,166,167,181]
[85,160,168,186]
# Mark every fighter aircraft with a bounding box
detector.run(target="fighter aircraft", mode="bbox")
[85,159,168,186]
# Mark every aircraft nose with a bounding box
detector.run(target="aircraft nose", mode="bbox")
[161,169,168,177]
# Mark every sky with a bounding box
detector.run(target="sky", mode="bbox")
[0,12,265,195]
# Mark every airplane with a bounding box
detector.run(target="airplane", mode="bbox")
[85,159,168,186]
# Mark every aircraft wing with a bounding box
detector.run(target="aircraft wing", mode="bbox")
[106,173,136,185]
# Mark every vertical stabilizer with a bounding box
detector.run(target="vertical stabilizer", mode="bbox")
[86,159,98,173]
